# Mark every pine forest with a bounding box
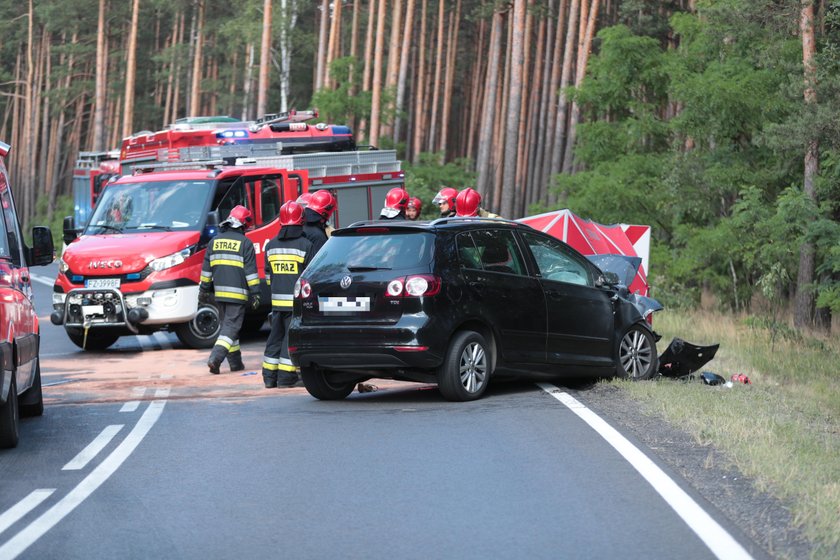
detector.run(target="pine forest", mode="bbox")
[0,0,838,331]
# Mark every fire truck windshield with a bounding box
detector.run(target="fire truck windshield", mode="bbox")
[86,180,213,234]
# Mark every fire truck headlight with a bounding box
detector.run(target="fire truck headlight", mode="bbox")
[58,258,69,274]
[149,247,192,272]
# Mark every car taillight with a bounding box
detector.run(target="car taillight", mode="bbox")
[295,278,312,299]
[385,275,440,297]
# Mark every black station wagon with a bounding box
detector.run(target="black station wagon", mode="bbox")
[288,218,660,401]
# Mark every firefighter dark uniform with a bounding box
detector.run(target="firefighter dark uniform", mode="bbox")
[302,189,336,256]
[199,205,260,374]
[261,201,313,388]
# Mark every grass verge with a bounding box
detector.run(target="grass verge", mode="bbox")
[607,309,839,559]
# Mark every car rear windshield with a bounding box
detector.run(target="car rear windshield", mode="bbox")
[308,231,435,272]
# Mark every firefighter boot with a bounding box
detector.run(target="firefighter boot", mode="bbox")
[263,373,277,389]
[208,346,226,375]
[228,351,245,372]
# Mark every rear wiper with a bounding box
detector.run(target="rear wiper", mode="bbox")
[347,265,392,272]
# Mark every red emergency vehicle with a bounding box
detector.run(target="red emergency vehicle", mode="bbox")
[72,151,120,226]
[53,118,405,351]
[0,141,55,448]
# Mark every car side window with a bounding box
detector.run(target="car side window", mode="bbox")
[522,231,591,286]
[460,229,527,276]
[0,171,22,266]
[456,232,482,270]
[260,178,281,225]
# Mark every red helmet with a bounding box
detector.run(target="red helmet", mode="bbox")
[381,187,409,218]
[279,201,305,226]
[308,190,337,218]
[407,197,422,211]
[432,187,458,209]
[222,205,253,228]
[455,188,481,217]
[296,192,313,208]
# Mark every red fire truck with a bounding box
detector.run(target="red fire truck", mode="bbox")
[72,151,120,227]
[52,115,404,350]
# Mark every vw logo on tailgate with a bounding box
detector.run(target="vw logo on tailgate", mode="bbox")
[340,275,352,289]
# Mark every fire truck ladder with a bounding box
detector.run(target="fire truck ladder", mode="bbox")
[232,150,402,178]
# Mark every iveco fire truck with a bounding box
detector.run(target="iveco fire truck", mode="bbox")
[52,112,405,350]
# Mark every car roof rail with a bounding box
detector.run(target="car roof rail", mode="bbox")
[429,216,521,227]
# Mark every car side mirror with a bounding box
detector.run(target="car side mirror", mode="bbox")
[30,226,55,266]
[596,271,620,287]
[201,210,221,244]
[62,215,78,245]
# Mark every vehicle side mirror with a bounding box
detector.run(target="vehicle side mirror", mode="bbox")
[201,210,221,244]
[30,226,55,266]
[596,271,620,287]
[62,215,78,245]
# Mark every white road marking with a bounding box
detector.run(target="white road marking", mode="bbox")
[131,386,147,397]
[0,401,166,559]
[0,490,55,537]
[538,384,754,560]
[27,273,54,288]
[159,374,173,380]
[154,387,170,398]
[119,401,140,413]
[61,425,124,471]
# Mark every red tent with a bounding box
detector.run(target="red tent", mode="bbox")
[518,209,651,296]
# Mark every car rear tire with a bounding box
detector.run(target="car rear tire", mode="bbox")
[300,366,355,400]
[19,360,44,417]
[438,330,491,401]
[0,374,19,449]
[175,303,221,349]
[67,329,119,351]
[616,325,658,380]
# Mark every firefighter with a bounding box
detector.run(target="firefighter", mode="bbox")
[198,205,261,374]
[303,189,336,255]
[262,201,313,388]
[432,187,458,218]
[406,197,422,220]
[379,187,410,220]
[456,187,501,218]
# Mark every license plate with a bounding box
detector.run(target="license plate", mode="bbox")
[82,305,105,316]
[319,296,371,313]
[85,278,120,289]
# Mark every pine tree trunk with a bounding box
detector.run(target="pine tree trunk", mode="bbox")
[357,0,378,143]
[525,3,547,208]
[315,0,329,91]
[368,0,387,147]
[427,0,446,154]
[794,0,819,329]
[501,0,526,217]
[380,0,403,138]
[548,0,580,204]
[538,0,566,202]
[242,43,255,120]
[475,9,503,199]
[562,0,599,175]
[410,0,428,162]
[189,0,205,118]
[325,0,342,89]
[257,0,272,116]
[122,0,140,138]
[439,0,461,160]
[349,0,361,95]
[393,0,416,145]
[466,17,487,160]
[92,0,108,151]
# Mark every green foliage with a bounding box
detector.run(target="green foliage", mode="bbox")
[559,4,840,321]
[311,57,373,125]
[29,195,74,250]
[403,153,476,220]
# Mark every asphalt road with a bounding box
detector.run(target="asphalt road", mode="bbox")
[0,263,768,559]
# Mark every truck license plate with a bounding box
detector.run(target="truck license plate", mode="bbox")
[85,278,120,289]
